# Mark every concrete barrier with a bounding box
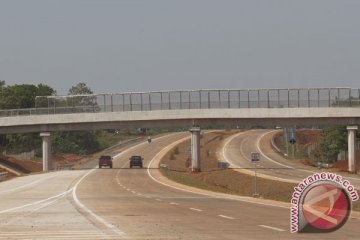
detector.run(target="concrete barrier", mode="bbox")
[271,135,282,153]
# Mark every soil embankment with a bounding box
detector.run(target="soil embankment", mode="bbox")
[273,129,360,171]
[160,131,360,211]
[0,154,82,181]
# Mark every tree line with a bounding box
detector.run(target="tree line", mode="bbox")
[0,80,358,161]
[0,81,104,156]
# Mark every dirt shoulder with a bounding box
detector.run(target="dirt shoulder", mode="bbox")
[159,131,360,211]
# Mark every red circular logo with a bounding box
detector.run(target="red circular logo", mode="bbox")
[301,183,350,231]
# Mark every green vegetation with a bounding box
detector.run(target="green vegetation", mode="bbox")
[160,131,360,211]
[273,133,310,160]
[0,82,55,109]
[173,146,180,155]
[169,146,180,160]
[52,131,101,155]
[0,82,56,155]
[4,133,42,155]
[0,81,179,157]
[319,126,348,163]
[0,81,136,156]
[50,82,101,155]
[317,125,360,163]
[274,127,359,165]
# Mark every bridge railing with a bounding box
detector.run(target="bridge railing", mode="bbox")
[0,88,359,117]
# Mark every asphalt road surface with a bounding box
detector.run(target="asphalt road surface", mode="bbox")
[0,132,359,239]
[221,129,360,187]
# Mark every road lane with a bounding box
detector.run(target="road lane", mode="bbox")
[0,170,121,239]
[222,129,360,187]
[76,132,360,239]
[0,131,359,239]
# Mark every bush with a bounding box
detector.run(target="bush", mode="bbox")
[173,146,180,155]
[52,131,101,155]
[319,126,347,163]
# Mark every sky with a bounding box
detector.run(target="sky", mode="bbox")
[0,0,359,95]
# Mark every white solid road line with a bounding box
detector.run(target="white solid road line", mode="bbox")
[72,169,125,236]
[70,136,182,239]
[255,131,360,184]
[189,207,202,212]
[256,130,294,169]
[0,171,75,195]
[0,188,71,214]
[259,225,285,232]
[113,132,180,159]
[29,196,63,214]
[222,131,298,184]
[146,134,290,209]
[218,215,235,220]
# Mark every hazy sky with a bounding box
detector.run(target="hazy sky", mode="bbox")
[0,0,359,95]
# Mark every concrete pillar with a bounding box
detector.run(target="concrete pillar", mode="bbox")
[40,132,52,171]
[189,127,201,172]
[347,126,358,173]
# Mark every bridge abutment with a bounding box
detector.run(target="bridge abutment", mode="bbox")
[347,126,358,173]
[40,132,52,171]
[189,127,201,172]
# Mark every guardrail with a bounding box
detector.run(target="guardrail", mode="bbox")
[271,132,283,155]
[0,88,359,117]
[0,172,8,181]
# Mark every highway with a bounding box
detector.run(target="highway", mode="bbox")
[221,129,360,187]
[0,132,359,239]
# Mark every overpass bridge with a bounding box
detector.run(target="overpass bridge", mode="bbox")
[0,88,359,173]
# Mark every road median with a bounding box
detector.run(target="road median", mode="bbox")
[151,130,360,213]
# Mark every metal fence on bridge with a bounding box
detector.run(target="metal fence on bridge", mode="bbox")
[1,88,360,117]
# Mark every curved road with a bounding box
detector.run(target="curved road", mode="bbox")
[0,132,359,239]
[221,129,360,187]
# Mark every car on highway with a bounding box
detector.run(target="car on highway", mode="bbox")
[98,155,113,168]
[129,155,143,168]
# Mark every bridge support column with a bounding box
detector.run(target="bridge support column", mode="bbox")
[190,127,201,172]
[40,132,52,171]
[347,126,358,173]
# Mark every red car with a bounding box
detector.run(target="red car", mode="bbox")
[98,155,113,168]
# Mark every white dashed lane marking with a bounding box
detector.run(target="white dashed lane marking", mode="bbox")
[189,208,202,212]
[218,215,235,220]
[259,225,285,232]
[170,202,179,205]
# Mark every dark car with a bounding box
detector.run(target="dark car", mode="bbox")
[99,155,113,168]
[129,156,143,168]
